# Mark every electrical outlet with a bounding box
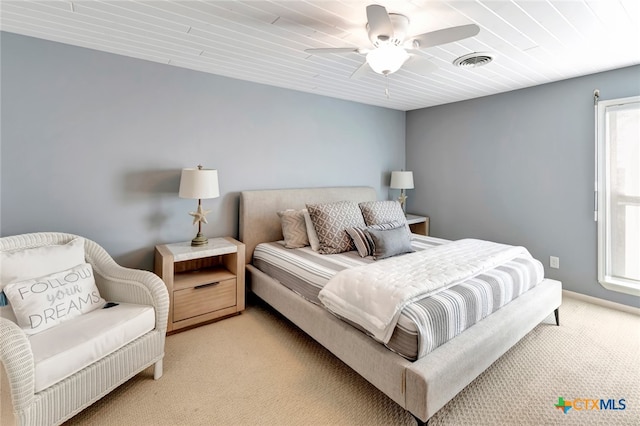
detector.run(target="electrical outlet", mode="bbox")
[550,256,560,269]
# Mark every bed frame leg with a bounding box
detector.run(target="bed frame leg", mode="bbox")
[554,308,560,326]
[412,414,428,426]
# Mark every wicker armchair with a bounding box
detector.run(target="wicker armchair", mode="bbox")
[0,233,169,426]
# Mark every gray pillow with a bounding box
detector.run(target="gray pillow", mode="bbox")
[346,221,403,257]
[365,226,414,260]
[306,201,366,254]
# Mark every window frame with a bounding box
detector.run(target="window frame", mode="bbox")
[596,95,640,297]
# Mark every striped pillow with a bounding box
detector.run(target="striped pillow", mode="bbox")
[347,221,403,257]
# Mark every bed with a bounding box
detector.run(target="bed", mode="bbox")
[239,186,562,425]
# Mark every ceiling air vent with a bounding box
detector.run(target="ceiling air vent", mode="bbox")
[453,52,494,68]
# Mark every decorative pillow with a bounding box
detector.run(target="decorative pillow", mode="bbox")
[303,209,320,251]
[0,237,85,291]
[3,263,105,335]
[277,209,309,248]
[359,200,412,237]
[347,221,403,257]
[359,200,408,228]
[306,201,366,254]
[365,226,414,260]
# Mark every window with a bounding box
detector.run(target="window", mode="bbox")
[596,95,640,296]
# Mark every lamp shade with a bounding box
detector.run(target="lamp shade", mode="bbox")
[390,171,414,189]
[179,167,220,199]
[366,45,409,75]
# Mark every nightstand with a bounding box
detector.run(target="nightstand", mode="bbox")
[154,237,245,334]
[406,214,430,236]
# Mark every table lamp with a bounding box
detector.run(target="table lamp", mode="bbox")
[390,170,414,213]
[179,165,220,246]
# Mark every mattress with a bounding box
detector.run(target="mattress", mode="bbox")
[253,235,544,360]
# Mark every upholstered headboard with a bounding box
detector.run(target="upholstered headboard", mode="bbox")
[239,186,377,264]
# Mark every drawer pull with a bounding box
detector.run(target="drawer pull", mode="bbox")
[194,282,220,290]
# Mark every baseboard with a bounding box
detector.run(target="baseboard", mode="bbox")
[562,290,640,316]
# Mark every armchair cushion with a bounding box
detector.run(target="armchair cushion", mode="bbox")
[29,302,155,392]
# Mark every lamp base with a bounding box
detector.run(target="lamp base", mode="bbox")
[191,232,209,246]
[398,190,408,213]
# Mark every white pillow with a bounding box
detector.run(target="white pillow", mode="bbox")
[4,263,105,335]
[0,237,85,291]
[303,209,320,251]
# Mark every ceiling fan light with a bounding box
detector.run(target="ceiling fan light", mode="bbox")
[366,45,409,75]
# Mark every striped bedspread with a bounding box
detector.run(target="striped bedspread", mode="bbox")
[319,239,531,344]
[253,235,544,360]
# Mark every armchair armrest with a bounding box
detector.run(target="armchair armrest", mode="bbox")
[0,317,35,412]
[84,239,169,334]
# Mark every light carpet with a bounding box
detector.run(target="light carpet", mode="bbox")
[4,295,639,425]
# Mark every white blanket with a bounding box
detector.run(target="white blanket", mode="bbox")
[318,239,530,343]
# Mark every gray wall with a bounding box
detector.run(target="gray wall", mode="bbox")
[0,32,406,269]
[2,31,638,307]
[406,65,640,308]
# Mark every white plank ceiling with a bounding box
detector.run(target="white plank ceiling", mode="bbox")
[1,0,639,111]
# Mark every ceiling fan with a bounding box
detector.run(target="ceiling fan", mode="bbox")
[305,4,480,79]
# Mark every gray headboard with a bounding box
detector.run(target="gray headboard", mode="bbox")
[239,186,377,264]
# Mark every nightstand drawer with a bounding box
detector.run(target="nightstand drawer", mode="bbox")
[173,278,236,322]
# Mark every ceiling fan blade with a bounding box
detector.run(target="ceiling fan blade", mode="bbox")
[411,24,480,49]
[366,4,394,43]
[402,55,438,75]
[350,61,371,79]
[305,47,361,55]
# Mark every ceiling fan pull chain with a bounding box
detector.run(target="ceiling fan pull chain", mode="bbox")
[385,75,390,99]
